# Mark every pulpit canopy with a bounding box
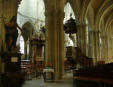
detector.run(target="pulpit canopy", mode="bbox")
[64,17,77,34]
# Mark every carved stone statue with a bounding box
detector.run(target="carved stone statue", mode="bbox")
[5,16,22,52]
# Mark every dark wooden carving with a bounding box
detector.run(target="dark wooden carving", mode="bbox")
[0,52,21,73]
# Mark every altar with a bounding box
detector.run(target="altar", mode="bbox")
[43,68,54,82]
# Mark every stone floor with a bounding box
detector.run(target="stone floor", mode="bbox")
[22,71,75,87]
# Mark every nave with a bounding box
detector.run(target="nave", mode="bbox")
[1,0,113,87]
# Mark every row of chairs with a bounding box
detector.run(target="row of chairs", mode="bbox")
[23,61,45,80]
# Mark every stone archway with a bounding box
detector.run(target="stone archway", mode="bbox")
[22,22,34,41]
[20,21,35,59]
[17,0,46,59]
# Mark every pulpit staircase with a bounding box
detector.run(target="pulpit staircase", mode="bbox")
[66,46,92,67]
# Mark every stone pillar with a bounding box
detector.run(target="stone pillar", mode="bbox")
[100,36,104,61]
[89,30,95,58]
[57,11,65,79]
[0,0,19,73]
[3,0,18,23]
[100,35,108,62]
[104,36,108,62]
[81,24,87,55]
[0,0,3,73]
[24,42,27,59]
[0,0,19,52]
[0,0,5,50]
[94,31,100,62]
[90,30,100,65]
[77,25,82,48]
[45,0,64,79]
[29,41,32,59]
[107,37,113,63]
[77,24,87,55]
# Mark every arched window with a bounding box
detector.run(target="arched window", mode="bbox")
[64,2,75,23]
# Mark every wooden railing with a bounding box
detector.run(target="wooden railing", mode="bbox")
[73,63,113,87]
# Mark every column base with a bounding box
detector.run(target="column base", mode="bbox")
[54,72,64,80]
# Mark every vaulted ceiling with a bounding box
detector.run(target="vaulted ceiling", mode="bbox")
[68,0,113,36]
[19,0,113,37]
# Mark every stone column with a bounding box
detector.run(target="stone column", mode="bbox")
[29,41,32,59]
[88,30,95,65]
[107,37,113,63]
[94,31,100,62]
[81,24,87,55]
[45,0,64,79]
[77,25,82,48]
[104,36,108,62]
[3,0,18,23]
[90,30,100,65]
[100,35,108,62]
[1,0,19,51]
[89,30,95,58]
[0,0,5,50]
[0,0,3,73]
[56,11,65,79]
[77,24,87,55]
[24,42,27,59]
[0,0,19,73]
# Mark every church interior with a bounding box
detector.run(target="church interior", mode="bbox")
[0,0,113,87]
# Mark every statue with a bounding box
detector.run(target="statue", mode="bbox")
[5,16,22,52]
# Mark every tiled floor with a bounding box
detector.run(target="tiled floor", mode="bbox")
[22,72,74,87]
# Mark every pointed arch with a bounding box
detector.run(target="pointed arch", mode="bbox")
[22,21,35,41]
[105,12,113,34]
[64,2,75,23]
[80,0,91,24]
[95,1,113,31]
